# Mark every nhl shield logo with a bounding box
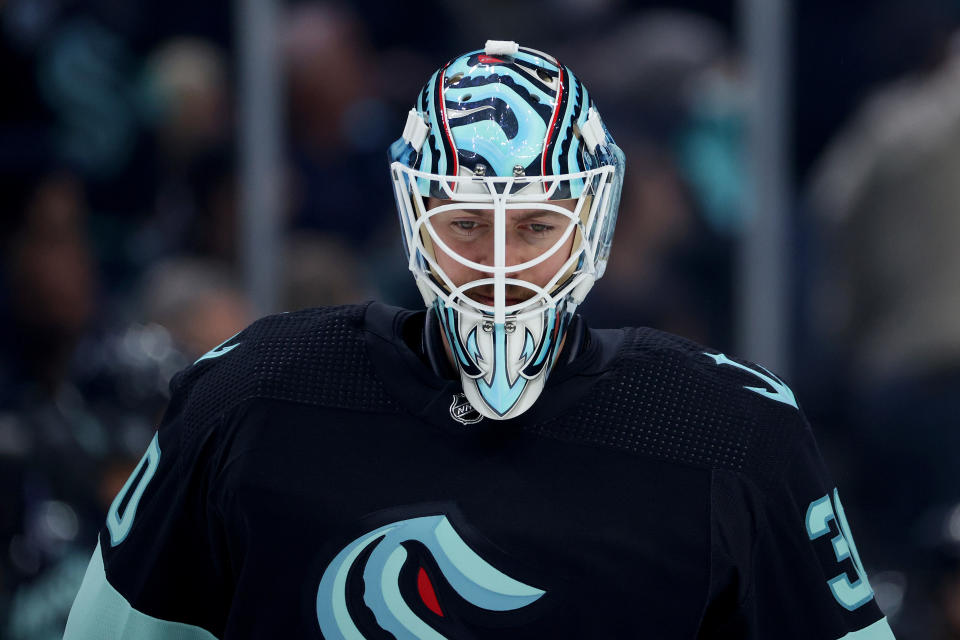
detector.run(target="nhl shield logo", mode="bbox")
[449,393,483,425]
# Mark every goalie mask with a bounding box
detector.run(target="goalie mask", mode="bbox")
[388,40,625,420]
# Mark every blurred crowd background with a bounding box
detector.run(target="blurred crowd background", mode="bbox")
[2,0,960,637]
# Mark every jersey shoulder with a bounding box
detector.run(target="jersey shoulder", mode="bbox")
[544,326,808,480]
[66,307,392,639]
[169,304,401,443]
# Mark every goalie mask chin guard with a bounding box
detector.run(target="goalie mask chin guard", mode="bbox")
[388,41,625,421]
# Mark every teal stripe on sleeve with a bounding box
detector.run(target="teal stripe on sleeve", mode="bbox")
[63,540,218,640]
[838,618,896,640]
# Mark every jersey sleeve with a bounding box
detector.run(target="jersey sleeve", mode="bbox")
[63,362,234,639]
[702,421,896,639]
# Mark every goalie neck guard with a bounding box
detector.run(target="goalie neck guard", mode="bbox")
[388,41,625,420]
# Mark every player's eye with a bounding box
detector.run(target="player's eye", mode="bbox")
[524,222,556,238]
[450,220,482,235]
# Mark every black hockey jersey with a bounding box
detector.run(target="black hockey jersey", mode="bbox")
[62,303,895,639]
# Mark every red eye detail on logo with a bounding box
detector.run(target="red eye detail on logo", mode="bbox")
[417,567,444,617]
[478,55,505,64]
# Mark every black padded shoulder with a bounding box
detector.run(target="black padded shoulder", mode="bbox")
[528,326,808,482]
[168,304,402,453]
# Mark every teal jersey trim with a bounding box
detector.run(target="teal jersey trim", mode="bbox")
[837,618,896,640]
[63,540,218,640]
[194,331,241,365]
[702,351,798,409]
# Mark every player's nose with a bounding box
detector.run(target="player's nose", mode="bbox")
[473,247,531,275]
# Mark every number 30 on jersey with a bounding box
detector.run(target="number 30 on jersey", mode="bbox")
[805,488,874,611]
[106,433,161,546]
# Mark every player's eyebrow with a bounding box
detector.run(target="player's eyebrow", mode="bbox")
[445,208,568,220]
[513,209,567,221]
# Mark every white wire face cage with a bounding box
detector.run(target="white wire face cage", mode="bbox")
[390,161,623,420]
[391,163,622,325]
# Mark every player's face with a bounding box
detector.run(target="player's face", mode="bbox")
[426,197,578,307]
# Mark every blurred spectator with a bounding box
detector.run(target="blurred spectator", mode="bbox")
[810,33,960,636]
[139,257,252,360]
[125,38,234,270]
[1,171,95,400]
[143,38,230,166]
[581,144,694,322]
[811,41,960,387]
[179,146,241,263]
[929,510,960,640]
[282,2,396,246]
[581,143,733,346]
[891,504,960,639]
[931,547,960,640]
[794,0,960,178]
[568,10,730,145]
[0,170,168,639]
[282,233,373,311]
[573,10,739,350]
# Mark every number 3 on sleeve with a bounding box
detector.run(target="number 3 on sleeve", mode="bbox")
[805,488,875,611]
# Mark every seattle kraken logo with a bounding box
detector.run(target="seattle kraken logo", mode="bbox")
[316,515,545,639]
